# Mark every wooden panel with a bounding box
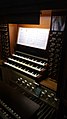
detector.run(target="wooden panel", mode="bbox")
[17,24,42,28]
[40,10,52,16]
[9,24,18,54]
[17,10,51,29]
[17,17,51,29]
[40,78,57,91]
[40,16,51,29]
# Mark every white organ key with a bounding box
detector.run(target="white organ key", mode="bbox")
[4,62,40,78]
[8,57,43,72]
[12,54,45,66]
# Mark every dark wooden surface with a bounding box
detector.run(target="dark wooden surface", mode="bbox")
[40,77,57,91]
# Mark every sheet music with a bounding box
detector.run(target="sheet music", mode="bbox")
[17,27,49,50]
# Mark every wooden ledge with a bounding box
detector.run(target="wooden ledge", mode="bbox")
[40,77,57,91]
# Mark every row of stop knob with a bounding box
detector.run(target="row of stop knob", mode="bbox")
[16,77,58,103]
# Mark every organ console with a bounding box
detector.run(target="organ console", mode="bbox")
[0,8,67,119]
[3,27,49,82]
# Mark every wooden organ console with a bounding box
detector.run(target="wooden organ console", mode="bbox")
[0,9,67,119]
[4,27,49,83]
